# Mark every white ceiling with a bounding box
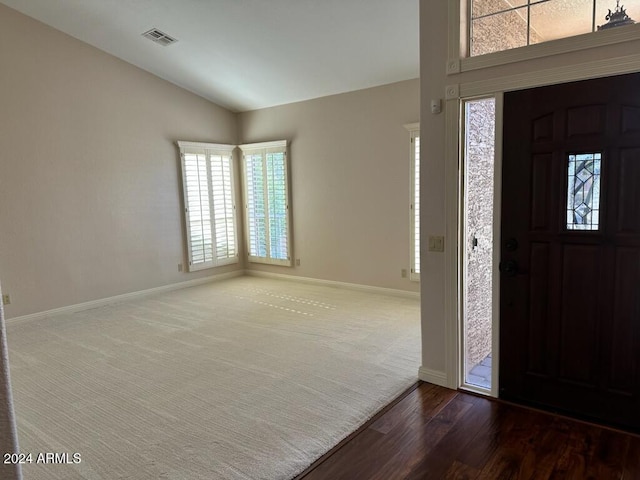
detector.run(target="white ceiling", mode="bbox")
[1,0,420,112]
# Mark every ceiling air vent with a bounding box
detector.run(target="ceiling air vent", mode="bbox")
[142,28,178,46]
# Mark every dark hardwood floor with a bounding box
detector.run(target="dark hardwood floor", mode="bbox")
[297,382,640,480]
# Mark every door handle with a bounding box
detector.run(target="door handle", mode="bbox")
[499,260,519,277]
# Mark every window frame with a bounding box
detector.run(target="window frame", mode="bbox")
[177,141,239,272]
[447,0,640,75]
[405,123,421,282]
[239,140,292,267]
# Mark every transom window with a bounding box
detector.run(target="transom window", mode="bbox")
[470,0,639,57]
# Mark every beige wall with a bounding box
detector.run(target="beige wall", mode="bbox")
[239,79,420,293]
[0,4,421,320]
[419,0,640,381]
[0,4,240,318]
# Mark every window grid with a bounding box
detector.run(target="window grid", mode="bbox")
[469,0,636,57]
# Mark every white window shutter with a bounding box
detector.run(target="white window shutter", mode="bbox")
[178,141,238,271]
[413,134,420,278]
[183,152,214,269]
[245,152,268,258]
[240,141,292,266]
[405,124,420,282]
[266,151,288,261]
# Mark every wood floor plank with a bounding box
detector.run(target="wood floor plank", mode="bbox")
[583,427,629,479]
[301,384,457,480]
[443,460,480,480]
[404,395,498,480]
[513,416,571,479]
[301,382,640,480]
[622,435,640,480]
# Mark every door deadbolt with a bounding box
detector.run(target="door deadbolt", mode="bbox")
[505,238,518,251]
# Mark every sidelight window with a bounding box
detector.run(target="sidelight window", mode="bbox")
[566,152,602,230]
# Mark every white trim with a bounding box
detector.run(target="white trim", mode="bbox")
[6,269,420,326]
[458,97,468,393]
[418,367,448,387]
[447,59,461,75]
[490,92,504,399]
[6,271,244,325]
[403,122,420,132]
[446,84,459,100]
[459,22,640,73]
[176,141,235,152]
[459,52,640,98]
[238,140,288,151]
[244,270,420,300]
[444,94,461,390]
[448,0,465,64]
[460,383,491,395]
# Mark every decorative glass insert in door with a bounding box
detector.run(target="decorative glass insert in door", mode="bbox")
[566,153,602,230]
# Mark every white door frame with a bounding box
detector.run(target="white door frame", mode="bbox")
[443,53,640,394]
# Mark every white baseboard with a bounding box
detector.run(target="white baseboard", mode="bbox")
[418,366,449,388]
[7,270,244,325]
[244,270,420,299]
[8,269,417,326]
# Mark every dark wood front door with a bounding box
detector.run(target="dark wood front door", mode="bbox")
[500,72,640,431]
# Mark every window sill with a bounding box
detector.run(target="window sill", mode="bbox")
[248,256,292,267]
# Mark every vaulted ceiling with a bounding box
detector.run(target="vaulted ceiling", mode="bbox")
[0,0,420,112]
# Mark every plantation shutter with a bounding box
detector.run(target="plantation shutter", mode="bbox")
[183,151,213,267]
[240,141,291,266]
[210,154,237,261]
[413,134,420,277]
[245,152,268,258]
[405,123,420,281]
[178,141,238,271]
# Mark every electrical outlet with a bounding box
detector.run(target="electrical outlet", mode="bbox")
[296,259,301,266]
[428,235,445,252]
[2,294,10,305]
[178,263,183,272]
[401,269,407,278]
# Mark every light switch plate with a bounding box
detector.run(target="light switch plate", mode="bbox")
[428,236,445,252]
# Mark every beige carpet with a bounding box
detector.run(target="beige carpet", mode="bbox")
[7,276,420,480]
